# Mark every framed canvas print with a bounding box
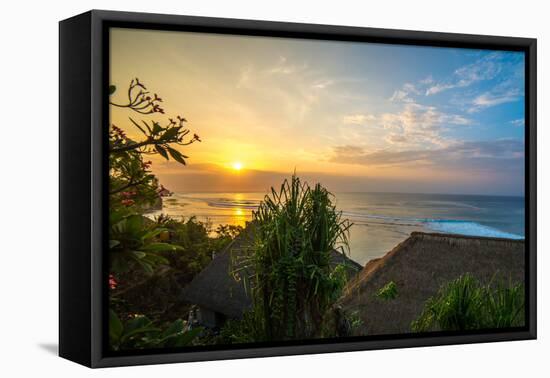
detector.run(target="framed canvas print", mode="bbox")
[59,10,537,368]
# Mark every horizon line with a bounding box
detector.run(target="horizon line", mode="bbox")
[169,190,525,198]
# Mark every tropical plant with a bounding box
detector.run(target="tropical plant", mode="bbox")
[109,78,200,159]
[376,281,398,300]
[108,78,200,210]
[411,273,525,332]
[107,78,214,351]
[109,209,184,274]
[233,175,352,341]
[484,279,525,328]
[109,309,202,350]
[108,79,203,275]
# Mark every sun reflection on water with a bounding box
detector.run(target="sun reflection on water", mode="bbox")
[232,207,247,227]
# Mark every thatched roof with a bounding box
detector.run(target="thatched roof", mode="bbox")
[339,232,525,335]
[181,227,362,319]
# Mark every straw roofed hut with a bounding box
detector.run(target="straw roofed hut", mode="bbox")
[181,226,363,328]
[339,232,525,335]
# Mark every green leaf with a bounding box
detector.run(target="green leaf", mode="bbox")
[110,207,131,225]
[141,254,169,266]
[125,215,144,234]
[166,147,187,165]
[161,319,184,339]
[155,145,169,160]
[120,319,160,344]
[125,315,153,332]
[173,327,202,347]
[109,240,120,249]
[109,85,116,95]
[152,122,163,134]
[140,242,184,252]
[129,117,148,136]
[136,259,154,274]
[109,309,123,344]
[142,120,152,134]
[162,127,180,141]
[140,228,167,242]
[131,251,147,259]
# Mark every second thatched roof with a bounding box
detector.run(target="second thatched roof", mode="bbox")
[339,232,525,335]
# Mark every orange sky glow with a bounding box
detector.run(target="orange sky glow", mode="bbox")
[109,28,525,195]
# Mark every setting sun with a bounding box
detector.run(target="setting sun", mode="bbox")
[231,161,243,171]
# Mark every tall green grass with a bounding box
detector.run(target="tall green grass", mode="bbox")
[411,273,525,332]
[236,175,352,341]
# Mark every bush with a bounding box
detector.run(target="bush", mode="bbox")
[411,274,524,332]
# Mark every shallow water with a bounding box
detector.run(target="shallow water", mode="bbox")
[148,192,525,265]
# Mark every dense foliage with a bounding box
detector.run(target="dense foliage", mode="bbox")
[229,175,353,341]
[411,273,525,332]
[109,310,202,351]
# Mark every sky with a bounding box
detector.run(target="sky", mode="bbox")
[110,28,525,196]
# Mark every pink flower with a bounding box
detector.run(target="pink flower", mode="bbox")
[109,274,118,290]
[121,199,135,207]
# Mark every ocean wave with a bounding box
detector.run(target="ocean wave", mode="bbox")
[205,199,261,210]
[342,211,524,239]
[423,220,524,239]
[177,194,262,210]
[342,211,422,223]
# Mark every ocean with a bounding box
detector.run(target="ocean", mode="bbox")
[148,192,525,265]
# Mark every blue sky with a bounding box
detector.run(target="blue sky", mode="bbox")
[111,29,526,195]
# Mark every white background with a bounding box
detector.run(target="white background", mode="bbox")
[0,0,547,376]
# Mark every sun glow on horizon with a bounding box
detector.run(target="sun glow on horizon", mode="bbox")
[231,161,244,171]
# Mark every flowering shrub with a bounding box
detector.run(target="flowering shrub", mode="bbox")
[108,78,200,212]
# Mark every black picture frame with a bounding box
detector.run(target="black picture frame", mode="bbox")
[59,9,537,368]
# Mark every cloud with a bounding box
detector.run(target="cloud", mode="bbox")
[330,139,524,168]
[236,66,253,88]
[312,79,334,89]
[267,56,309,75]
[468,82,523,112]
[390,89,414,103]
[425,52,504,96]
[378,103,471,148]
[471,91,520,108]
[385,133,408,144]
[236,56,371,128]
[425,82,458,95]
[342,114,377,125]
[422,51,525,114]
[419,76,434,85]
[234,57,330,124]
[390,83,420,103]
[510,119,525,127]
[388,52,523,120]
